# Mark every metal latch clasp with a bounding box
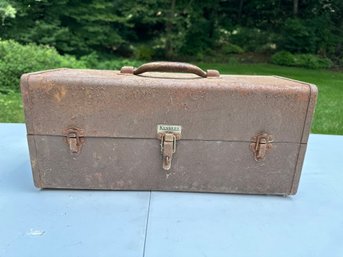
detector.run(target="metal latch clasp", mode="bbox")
[160,133,177,170]
[157,124,182,170]
[65,128,84,154]
[250,133,273,161]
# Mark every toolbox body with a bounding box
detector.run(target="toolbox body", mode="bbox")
[21,62,317,195]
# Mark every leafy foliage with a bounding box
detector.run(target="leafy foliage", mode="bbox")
[271,51,333,69]
[0,40,143,93]
[0,91,23,123]
[222,43,244,54]
[0,0,339,62]
[0,0,342,66]
[0,0,133,55]
[279,19,316,53]
[0,0,16,25]
[80,52,142,70]
[0,40,86,92]
[229,27,278,53]
[271,51,296,66]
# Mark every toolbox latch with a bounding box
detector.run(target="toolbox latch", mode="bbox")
[250,133,273,161]
[160,133,177,170]
[157,125,182,171]
[65,128,84,154]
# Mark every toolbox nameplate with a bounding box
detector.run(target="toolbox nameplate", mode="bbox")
[157,124,182,135]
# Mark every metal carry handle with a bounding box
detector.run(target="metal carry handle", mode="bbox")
[120,61,220,78]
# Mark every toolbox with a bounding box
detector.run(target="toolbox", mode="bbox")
[21,62,317,195]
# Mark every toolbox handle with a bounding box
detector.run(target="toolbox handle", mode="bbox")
[120,62,220,78]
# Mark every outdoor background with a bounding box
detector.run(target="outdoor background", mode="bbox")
[0,0,342,134]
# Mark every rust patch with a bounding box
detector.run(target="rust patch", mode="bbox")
[53,86,67,102]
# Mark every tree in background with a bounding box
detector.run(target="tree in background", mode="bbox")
[0,0,131,55]
[0,0,342,64]
[0,0,16,25]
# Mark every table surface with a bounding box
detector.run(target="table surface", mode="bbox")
[0,123,342,257]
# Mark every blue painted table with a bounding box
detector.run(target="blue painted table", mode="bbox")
[0,123,342,257]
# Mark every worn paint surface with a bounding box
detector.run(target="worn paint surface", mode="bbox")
[20,62,317,195]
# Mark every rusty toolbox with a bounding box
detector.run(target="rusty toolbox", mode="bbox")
[20,62,317,195]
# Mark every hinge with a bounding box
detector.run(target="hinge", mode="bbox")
[65,127,84,154]
[157,124,182,170]
[250,133,273,161]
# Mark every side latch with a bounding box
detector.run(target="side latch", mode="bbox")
[157,125,182,170]
[250,133,273,161]
[65,127,85,154]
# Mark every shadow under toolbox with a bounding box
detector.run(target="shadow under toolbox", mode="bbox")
[21,62,317,195]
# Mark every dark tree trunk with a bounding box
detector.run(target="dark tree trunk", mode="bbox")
[166,0,176,59]
[293,0,299,16]
[238,0,244,23]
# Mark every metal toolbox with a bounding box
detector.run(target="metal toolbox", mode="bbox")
[21,62,317,195]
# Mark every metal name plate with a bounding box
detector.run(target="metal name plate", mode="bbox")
[157,124,182,135]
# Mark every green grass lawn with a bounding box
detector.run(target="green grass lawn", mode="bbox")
[1,63,342,135]
[0,91,24,123]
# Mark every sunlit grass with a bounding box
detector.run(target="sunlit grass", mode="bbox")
[0,91,24,123]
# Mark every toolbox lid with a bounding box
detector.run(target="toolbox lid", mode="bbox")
[21,65,317,144]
